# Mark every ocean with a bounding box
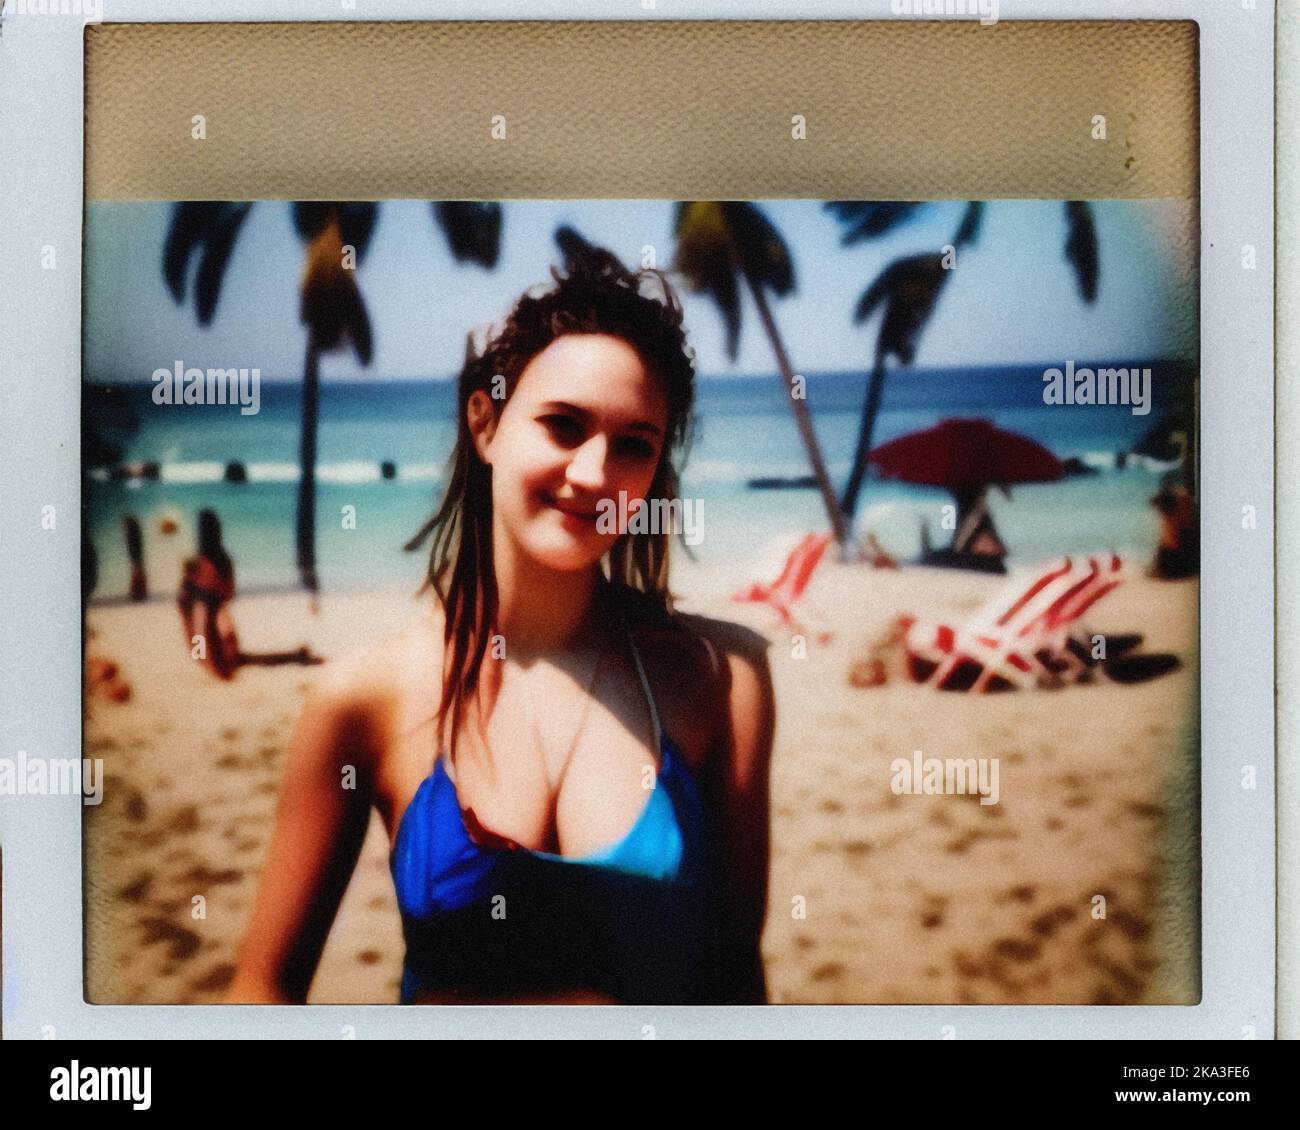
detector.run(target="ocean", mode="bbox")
[84,363,1189,600]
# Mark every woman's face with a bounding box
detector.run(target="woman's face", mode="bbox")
[470,333,670,572]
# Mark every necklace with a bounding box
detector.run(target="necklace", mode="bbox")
[450,619,609,851]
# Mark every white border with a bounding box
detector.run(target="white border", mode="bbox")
[0,0,1275,1039]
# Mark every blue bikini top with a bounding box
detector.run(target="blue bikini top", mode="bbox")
[389,624,714,1003]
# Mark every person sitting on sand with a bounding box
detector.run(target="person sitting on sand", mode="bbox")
[951,484,1008,561]
[178,508,240,680]
[177,509,325,679]
[1151,478,1198,579]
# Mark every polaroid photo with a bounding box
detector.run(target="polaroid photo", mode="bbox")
[0,1,1280,1043]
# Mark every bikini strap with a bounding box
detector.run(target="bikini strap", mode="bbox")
[624,619,664,754]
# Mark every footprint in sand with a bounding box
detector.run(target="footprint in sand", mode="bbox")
[140,918,202,962]
[1127,801,1164,819]
[216,753,243,770]
[1000,884,1037,904]
[357,951,383,966]
[117,873,154,903]
[189,963,236,993]
[810,961,845,983]
[944,826,1018,854]
[167,806,200,834]
[177,864,243,886]
[1088,954,1144,1003]
[993,937,1041,962]
[1030,905,1077,938]
[124,789,149,823]
[1107,908,1151,942]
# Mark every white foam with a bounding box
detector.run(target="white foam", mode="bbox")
[317,461,383,485]
[160,461,225,484]
[246,462,300,483]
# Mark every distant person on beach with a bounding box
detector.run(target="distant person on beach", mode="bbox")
[178,508,240,679]
[177,509,324,679]
[124,514,148,602]
[951,484,1008,562]
[229,245,774,1005]
[1151,478,1198,579]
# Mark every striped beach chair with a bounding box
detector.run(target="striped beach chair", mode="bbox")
[732,532,834,634]
[904,555,1126,692]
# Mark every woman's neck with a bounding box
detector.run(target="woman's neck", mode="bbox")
[492,536,604,655]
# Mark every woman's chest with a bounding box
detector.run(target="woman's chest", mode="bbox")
[375,660,713,857]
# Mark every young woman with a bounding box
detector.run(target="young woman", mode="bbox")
[228,248,775,1004]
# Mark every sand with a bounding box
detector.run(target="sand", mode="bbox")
[83,556,1199,1005]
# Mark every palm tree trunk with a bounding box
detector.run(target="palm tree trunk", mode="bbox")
[296,337,321,598]
[741,273,850,545]
[839,353,887,527]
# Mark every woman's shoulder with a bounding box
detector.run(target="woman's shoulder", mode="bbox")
[304,602,442,735]
[618,589,773,747]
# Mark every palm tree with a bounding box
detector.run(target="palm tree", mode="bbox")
[827,200,1100,541]
[672,202,849,544]
[82,383,140,602]
[163,200,502,599]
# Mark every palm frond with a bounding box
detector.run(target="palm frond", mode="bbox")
[1063,201,1099,302]
[854,253,949,365]
[163,201,251,323]
[293,202,379,262]
[672,201,745,358]
[952,201,986,248]
[824,201,926,245]
[194,204,252,325]
[299,217,373,365]
[723,202,795,296]
[434,201,502,268]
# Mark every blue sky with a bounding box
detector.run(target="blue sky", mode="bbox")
[85,198,1196,382]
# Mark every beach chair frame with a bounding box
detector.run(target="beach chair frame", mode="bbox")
[907,556,1126,692]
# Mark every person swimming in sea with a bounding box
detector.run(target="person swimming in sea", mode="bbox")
[227,243,775,1004]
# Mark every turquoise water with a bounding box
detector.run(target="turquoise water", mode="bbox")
[84,363,1188,599]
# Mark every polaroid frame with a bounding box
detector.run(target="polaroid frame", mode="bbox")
[0,0,1275,1039]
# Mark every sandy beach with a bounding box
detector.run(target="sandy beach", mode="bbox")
[84,556,1199,1005]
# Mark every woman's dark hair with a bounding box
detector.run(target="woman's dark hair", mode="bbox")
[197,508,233,583]
[405,242,696,761]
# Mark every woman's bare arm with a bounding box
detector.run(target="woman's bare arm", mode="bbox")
[696,620,776,1003]
[226,666,381,1003]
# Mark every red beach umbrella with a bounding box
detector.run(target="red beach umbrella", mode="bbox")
[868,418,1064,488]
